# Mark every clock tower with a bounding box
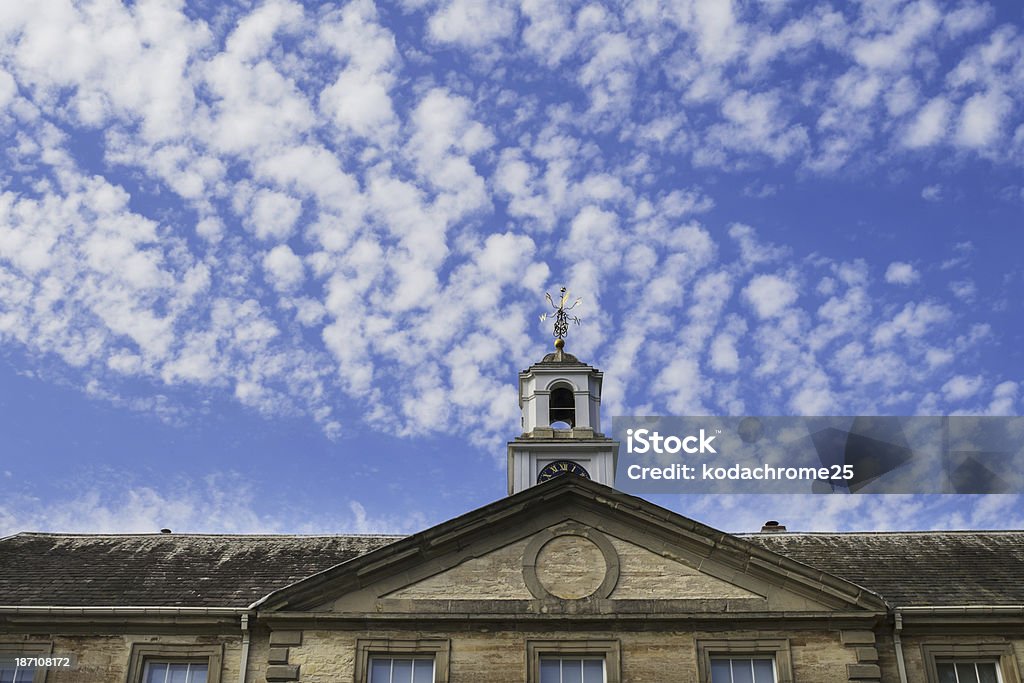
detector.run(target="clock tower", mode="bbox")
[507,339,619,494]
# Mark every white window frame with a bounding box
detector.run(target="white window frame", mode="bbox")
[354,639,449,683]
[708,655,778,683]
[0,642,52,683]
[141,660,210,683]
[922,644,1022,683]
[696,639,793,683]
[125,643,223,683]
[527,640,620,683]
[935,659,1003,683]
[365,656,435,683]
[538,655,607,683]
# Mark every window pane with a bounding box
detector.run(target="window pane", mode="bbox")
[732,659,755,683]
[978,663,999,683]
[956,663,981,683]
[752,659,775,683]
[540,659,561,683]
[412,659,434,683]
[562,658,583,683]
[937,663,958,683]
[167,664,190,683]
[0,665,16,683]
[392,659,413,683]
[710,659,732,683]
[189,665,209,683]
[145,663,169,683]
[583,658,604,683]
[369,658,393,683]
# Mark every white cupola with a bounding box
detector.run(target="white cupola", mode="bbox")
[507,339,619,495]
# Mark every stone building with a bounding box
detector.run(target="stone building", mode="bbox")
[2,347,1023,683]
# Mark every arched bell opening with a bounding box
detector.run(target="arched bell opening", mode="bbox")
[549,385,576,429]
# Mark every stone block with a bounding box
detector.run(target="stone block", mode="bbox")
[269,630,303,646]
[265,663,300,681]
[841,630,876,645]
[855,646,879,662]
[268,647,289,664]
[847,663,882,679]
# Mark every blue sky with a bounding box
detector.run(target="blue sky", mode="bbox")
[1,0,1023,536]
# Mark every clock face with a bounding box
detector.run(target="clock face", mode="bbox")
[537,460,591,483]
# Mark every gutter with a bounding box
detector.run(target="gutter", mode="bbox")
[893,611,908,683]
[0,606,246,616]
[896,606,1024,617]
[238,613,251,683]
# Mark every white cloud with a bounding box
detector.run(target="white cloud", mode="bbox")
[987,381,1019,414]
[225,0,305,62]
[903,96,951,148]
[955,89,1011,149]
[520,0,577,66]
[699,89,809,164]
[0,70,16,110]
[742,274,799,319]
[920,185,942,201]
[729,223,787,267]
[949,278,976,302]
[885,261,920,284]
[317,0,399,144]
[427,0,517,48]
[0,474,427,536]
[851,0,942,71]
[709,316,746,373]
[943,2,994,39]
[686,493,1024,533]
[873,302,952,346]
[247,189,303,242]
[943,374,984,401]
[0,0,1019,487]
[263,244,305,291]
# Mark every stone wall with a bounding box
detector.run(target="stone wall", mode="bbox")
[273,627,859,683]
[2,631,243,683]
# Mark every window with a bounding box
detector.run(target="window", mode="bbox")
[923,644,1021,683]
[0,643,50,683]
[367,657,433,683]
[539,656,605,683]
[355,640,449,683]
[0,661,36,683]
[549,386,576,427]
[936,661,1000,683]
[143,661,209,683]
[710,658,776,683]
[126,644,222,683]
[696,640,793,683]
[527,641,619,683]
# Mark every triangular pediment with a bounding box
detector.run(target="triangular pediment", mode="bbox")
[256,478,886,617]
[377,530,764,603]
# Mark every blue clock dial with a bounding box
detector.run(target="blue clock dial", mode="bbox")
[537,460,591,483]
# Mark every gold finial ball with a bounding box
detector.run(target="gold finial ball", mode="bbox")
[554,338,565,349]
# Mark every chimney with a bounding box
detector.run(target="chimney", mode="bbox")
[760,520,787,533]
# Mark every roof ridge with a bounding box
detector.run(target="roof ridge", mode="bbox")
[10,531,408,539]
[738,529,1024,536]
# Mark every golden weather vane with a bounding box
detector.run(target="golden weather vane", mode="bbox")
[539,286,582,349]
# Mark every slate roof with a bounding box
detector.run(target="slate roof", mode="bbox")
[0,532,400,607]
[743,531,1024,607]
[2,529,1022,609]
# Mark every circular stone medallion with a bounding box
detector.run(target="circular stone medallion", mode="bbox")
[535,534,607,599]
